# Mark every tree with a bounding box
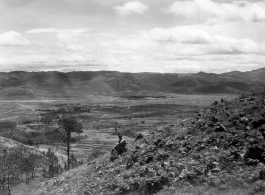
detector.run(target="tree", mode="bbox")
[60,117,83,170]
[42,148,62,179]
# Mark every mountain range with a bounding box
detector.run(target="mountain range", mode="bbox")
[0,67,265,99]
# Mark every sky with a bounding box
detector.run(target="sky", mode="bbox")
[0,0,265,73]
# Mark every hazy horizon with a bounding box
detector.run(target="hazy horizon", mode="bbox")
[0,67,263,74]
[0,0,265,73]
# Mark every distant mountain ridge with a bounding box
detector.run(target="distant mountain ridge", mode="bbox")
[0,68,265,99]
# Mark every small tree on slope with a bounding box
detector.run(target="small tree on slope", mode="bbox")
[60,117,83,170]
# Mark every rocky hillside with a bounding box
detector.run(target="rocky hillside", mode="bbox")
[0,68,265,99]
[27,91,265,195]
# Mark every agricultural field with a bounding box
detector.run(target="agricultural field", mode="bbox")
[0,92,236,161]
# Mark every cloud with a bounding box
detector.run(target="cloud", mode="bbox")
[164,0,265,23]
[1,27,265,73]
[146,27,214,44]
[27,28,89,52]
[0,31,31,46]
[66,44,85,52]
[56,33,78,44]
[26,28,90,34]
[145,27,265,55]
[2,0,33,7]
[113,1,148,15]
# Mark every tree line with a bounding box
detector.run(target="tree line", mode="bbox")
[0,116,83,195]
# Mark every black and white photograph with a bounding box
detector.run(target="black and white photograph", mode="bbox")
[0,0,265,194]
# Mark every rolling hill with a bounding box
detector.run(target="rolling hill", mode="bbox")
[0,68,265,99]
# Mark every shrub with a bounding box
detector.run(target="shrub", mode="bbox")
[87,148,106,162]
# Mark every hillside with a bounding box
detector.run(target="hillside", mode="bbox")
[0,135,41,155]
[26,91,265,195]
[0,68,265,99]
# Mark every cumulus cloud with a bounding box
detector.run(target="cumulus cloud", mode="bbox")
[145,27,265,55]
[0,31,31,46]
[1,27,264,73]
[164,0,265,23]
[146,27,214,44]
[56,32,85,52]
[56,33,78,44]
[26,28,90,34]
[27,28,89,52]
[113,1,148,15]
[66,44,85,52]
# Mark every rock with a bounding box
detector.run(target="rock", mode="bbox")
[206,161,221,173]
[229,151,243,161]
[210,116,219,123]
[144,155,153,164]
[157,151,170,161]
[179,169,197,182]
[246,126,251,131]
[168,172,175,178]
[145,176,169,194]
[196,144,206,151]
[165,141,175,149]
[246,158,259,165]
[212,146,219,152]
[240,117,249,124]
[252,118,265,128]
[259,169,265,180]
[259,125,265,138]
[135,133,144,142]
[244,146,265,163]
[95,165,101,171]
[229,137,240,147]
[214,123,227,132]
[175,163,185,171]
[211,167,221,173]
[179,169,189,179]
[154,138,163,146]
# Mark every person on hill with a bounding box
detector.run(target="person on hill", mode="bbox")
[111,133,127,155]
[118,133,123,143]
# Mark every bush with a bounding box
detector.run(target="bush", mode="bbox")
[249,181,265,195]
[87,149,106,162]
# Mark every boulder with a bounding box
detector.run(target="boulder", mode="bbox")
[157,151,170,161]
[244,146,265,164]
[252,117,265,128]
[214,123,227,132]
[259,169,265,180]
